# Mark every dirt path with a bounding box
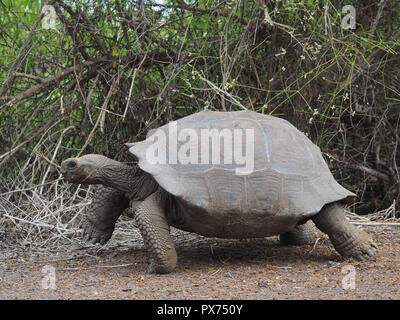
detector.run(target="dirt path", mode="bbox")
[0,225,399,300]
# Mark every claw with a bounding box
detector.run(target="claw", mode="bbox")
[365,248,374,257]
[83,232,91,242]
[146,261,156,274]
[81,218,113,245]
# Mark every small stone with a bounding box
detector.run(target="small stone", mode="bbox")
[258,280,269,288]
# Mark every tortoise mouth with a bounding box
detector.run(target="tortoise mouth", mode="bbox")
[61,170,77,182]
[61,171,71,179]
[61,169,85,183]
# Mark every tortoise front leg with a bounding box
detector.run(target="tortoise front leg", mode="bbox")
[135,191,177,274]
[312,203,377,260]
[123,201,143,218]
[81,185,130,245]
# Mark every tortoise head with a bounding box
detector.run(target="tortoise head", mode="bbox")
[61,154,113,184]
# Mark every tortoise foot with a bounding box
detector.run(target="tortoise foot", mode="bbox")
[81,218,114,245]
[313,203,377,261]
[332,228,378,260]
[280,221,316,246]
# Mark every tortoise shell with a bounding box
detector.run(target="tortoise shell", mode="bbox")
[128,110,355,222]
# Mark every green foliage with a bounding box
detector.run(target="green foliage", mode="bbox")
[0,0,399,213]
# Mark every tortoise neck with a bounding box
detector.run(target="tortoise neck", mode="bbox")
[98,163,158,200]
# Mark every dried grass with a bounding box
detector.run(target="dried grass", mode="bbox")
[0,157,398,257]
[0,150,213,255]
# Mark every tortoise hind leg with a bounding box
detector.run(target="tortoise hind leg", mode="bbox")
[280,220,316,245]
[135,191,177,274]
[312,203,377,260]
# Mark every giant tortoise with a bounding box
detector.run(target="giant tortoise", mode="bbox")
[61,110,377,273]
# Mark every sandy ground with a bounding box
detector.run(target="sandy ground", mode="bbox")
[0,224,399,300]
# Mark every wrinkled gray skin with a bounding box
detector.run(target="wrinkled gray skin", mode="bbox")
[61,154,377,274]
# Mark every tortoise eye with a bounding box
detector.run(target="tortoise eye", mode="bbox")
[68,161,77,169]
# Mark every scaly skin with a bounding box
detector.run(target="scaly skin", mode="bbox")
[312,203,377,260]
[81,185,129,245]
[62,154,377,274]
[280,221,316,246]
[135,190,177,274]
